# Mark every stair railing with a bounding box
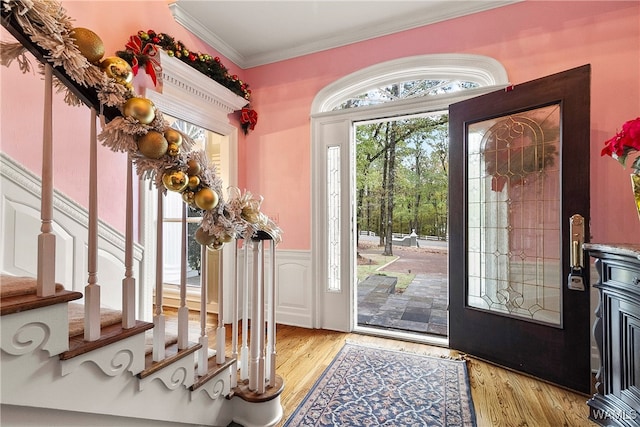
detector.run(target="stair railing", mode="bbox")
[31,56,280,393]
[237,233,278,393]
[4,0,282,398]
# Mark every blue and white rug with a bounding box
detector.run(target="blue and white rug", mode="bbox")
[283,342,476,426]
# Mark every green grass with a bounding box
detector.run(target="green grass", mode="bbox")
[357,253,415,292]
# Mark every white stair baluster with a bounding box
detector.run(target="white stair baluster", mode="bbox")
[153,189,166,361]
[257,238,266,394]
[198,244,209,376]
[37,63,56,297]
[240,240,249,380]
[178,203,189,349]
[216,249,226,364]
[231,238,239,387]
[268,239,277,386]
[84,107,100,341]
[249,239,260,391]
[122,154,136,328]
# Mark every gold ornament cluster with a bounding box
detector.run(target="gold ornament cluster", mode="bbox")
[71,27,134,89]
[64,25,280,249]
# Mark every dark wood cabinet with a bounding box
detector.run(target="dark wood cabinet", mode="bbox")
[584,244,640,426]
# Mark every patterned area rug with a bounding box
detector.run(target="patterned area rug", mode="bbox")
[284,342,476,427]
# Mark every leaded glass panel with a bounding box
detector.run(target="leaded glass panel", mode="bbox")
[466,104,562,325]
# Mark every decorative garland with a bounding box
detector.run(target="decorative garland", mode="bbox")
[116,30,258,135]
[1,0,280,249]
[117,30,249,99]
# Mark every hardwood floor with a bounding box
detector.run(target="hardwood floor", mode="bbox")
[272,326,597,427]
[166,308,597,426]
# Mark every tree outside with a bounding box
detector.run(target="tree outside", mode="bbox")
[355,109,448,257]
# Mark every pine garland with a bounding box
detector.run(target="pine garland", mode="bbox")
[116,30,251,101]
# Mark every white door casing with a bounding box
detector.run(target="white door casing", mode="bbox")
[311,54,509,331]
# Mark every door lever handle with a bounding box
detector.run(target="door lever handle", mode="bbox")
[569,214,584,270]
[568,214,585,291]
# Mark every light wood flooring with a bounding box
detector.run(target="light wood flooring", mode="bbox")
[166,308,597,427]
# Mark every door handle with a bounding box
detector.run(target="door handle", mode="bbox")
[570,214,584,269]
[568,214,585,290]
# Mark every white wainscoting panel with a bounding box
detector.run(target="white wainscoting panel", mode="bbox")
[233,247,313,329]
[275,250,313,328]
[0,153,143,313]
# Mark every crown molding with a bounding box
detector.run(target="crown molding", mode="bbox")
[169,2,247,68]
[170,1,521,69]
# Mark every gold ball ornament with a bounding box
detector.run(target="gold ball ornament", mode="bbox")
[186,159,201,177]
[123,97,155,125]
[70,27,105,64]
[194,187,219,211]
[100,56,134,87]
[162,170,189,192]
[188,175,201,190]
[164,129,183,147]
[182,190,196,206]
[137,131,168,159]
[167,142,180,157]
[194,227,216,246]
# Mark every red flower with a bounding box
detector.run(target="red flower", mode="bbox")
[601,117,640,167]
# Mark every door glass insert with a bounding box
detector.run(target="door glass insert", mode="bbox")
[328,145,341,292]
[466,104,561,326]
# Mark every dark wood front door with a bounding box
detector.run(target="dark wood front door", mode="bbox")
[448,65,592,393]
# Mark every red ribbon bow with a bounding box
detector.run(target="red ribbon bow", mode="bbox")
[241,108,258,131]
[125,35,162,86]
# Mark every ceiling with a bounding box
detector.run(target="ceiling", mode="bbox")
[169,1,519,69]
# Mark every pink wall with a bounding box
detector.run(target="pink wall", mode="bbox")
[2,1,639,249]
[244,0,640,249]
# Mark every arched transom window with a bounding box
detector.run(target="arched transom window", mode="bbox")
[312,53,509,115]
[334,78,480,110]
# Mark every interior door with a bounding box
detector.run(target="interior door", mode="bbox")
[448,65,591,394]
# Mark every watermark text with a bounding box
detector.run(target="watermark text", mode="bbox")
[592,408,638,421]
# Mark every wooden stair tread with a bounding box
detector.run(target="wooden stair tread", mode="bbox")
[1,290,82,316]
[0,275,65,298]
[229,374,285,403]
[60,320,154,360]
[138,342,202,379]
[191,356,236,391]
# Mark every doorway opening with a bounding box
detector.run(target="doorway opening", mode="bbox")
[311,54,509,334]
[354,111,449,343]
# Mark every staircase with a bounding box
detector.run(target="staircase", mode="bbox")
[1,278,283,426]
[1,1,284,426]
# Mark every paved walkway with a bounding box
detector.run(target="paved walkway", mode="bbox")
[357,244,448,336]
